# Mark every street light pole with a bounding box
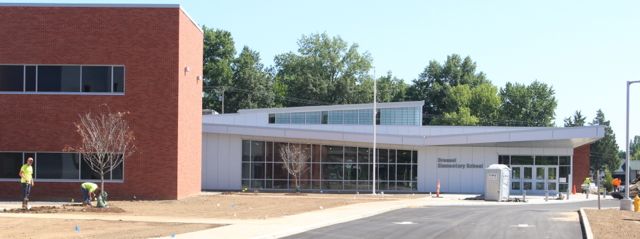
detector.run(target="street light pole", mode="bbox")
[622,80,640,210]
[372,67,377,195]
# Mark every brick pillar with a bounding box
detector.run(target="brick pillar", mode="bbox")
[573,144,591,191]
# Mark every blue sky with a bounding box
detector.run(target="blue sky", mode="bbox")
[5,0,640,149]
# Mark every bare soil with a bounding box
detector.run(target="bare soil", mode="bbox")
[77,193,418,219]
[4,205,125,214]
[0,217,219,239]
[585,209,640,238]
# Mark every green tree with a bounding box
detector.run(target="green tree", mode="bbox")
[376,72,408,103]
[407,54,496,125]
[498,81,557,126]
[564,110,587,127]
[629,135,640,161]
[202,26,235,112]
[274,33,373,106]
[225,46,275,113]
[602,169,613,192]
[590,109,621,173]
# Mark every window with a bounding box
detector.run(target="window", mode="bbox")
[38,66,81,92]
[321,111,328,124]
[305,112,322,124]
[511,155,534,165]
[37,153,80,179]
[268,114,275,124]
[241,140,418,192]
[0,153,23,178]
[80,154,124,180]
[275,113,290,124]
[343,110,358,124]
[535,156,558,165]
[327,111,343,124]
[82,66,111,92]
[0,65,24,91]
[113,66,125,92]
[25,66,36,91]
[290,112,305,124]
[0,64,125,94]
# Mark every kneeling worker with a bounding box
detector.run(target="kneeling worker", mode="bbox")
[80,182,100,207]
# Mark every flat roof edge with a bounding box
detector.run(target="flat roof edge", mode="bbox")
[0,3,181,8]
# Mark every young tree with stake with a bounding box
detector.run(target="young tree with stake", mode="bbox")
[68,108,136,198]
[279,144,309,193]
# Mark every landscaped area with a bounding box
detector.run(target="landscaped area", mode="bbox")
[0,193,420,238]
[585,209,640,238]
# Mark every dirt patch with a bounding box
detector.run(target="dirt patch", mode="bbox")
[67,193,418,219]
[585,209,640,238]
[3,205,125,214]
[0,217,219,239]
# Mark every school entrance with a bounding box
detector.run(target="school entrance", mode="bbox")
[510,165,559,195]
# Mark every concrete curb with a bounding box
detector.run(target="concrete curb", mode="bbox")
[578,208,593,239]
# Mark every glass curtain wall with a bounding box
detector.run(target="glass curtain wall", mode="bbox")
[241,140,418,192]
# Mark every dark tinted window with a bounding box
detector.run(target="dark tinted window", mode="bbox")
[397,150,411,164]
[0,153,23,178]
[37,153,79,179]
[498,155,510,165]
[268,114,275,124]
[37,66,81,92]
[113,66,125,92]
[535,156,558,165]
[82,66,111,92]
[80,154,123,180]
[25,66,36,91]
[0,65,24,91]
[511,155,534,165]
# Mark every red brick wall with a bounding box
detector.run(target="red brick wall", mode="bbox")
[176,10,203,199]
[573,144,591,192]
[0,6,201,200]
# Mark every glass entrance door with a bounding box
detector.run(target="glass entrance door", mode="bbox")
[533,166,558,194]
[511,166,558,194]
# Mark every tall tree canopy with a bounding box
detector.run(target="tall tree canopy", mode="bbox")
[274,33,373,106]
[225,46,275,113]
[629,135,640,161]
[590,109,621,173]
[202,26,236,111]
[498,81,557,126]
[374,72,408,103]
[564,110,587,127]
[407,54,498,125]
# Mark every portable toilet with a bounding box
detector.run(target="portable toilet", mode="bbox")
[484,164,511,201]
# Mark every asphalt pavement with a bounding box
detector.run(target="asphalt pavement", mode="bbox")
[286,198,619,239]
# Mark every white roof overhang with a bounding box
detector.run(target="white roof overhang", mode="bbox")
[203,124,605,149]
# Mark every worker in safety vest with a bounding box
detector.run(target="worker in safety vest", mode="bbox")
[18,157,34,209]
[80,182,100,207]
[612,178,621,192]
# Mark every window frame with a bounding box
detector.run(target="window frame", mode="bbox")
[0,151,125,183]
[0,64,125,95]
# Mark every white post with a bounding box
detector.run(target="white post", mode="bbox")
[621,81,640,210]
[372,68,377,195]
